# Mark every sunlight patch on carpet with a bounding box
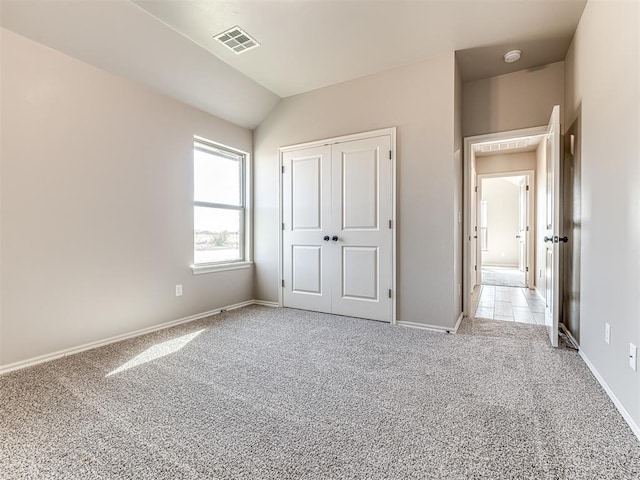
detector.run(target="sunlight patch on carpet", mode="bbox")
[106,329,205,377]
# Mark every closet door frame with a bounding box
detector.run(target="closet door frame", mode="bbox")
[278,127,397,324]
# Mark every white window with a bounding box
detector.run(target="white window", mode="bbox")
[192,138,250,273]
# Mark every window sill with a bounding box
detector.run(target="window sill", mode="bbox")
[191,261,253,275]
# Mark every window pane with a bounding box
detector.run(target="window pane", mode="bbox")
[194,207,242,264]
[194,148,241,205]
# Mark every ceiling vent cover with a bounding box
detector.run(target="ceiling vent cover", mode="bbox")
[214,26,260,54]
[479,138,529,153]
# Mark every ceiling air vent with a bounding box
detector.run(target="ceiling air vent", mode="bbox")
[479,138,529,153]
[214,26,260,54]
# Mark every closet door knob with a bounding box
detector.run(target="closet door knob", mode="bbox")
[332,235,339,241]
[323,235,330,241]
[544,236,553,243]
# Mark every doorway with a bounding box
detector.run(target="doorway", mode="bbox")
[464,105,568,348]
[463,125,550,328]
[477,172,533,289]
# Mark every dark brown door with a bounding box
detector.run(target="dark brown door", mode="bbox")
[561,116,581,344]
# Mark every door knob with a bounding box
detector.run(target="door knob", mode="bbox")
[544,236,553,243]
[332,235,339,241]
[323,235,330,241]
[515,235,521,239]
[559,236,568,243]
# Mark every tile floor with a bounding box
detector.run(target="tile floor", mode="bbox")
[472,285,546,325]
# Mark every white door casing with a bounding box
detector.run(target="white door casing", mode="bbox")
[471,162,479,291]
[463,126,547,319]
[544,105,561,347]
[281,129,395,323]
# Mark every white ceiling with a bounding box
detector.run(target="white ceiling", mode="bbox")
[1,0,587,128]
[133,0,586,96]
[0,0,280,129]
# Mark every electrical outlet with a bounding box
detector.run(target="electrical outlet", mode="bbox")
[605,323,611,345]
[630,344,637,372]
[175,284,183,297]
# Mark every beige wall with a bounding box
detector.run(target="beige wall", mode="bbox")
[0,29,254,367]
[480,178,520,267]
[475,151,536,175]
[254,53,460,329]
[564,1,640,429]
[453,58,463,322]
[463,61,564,137]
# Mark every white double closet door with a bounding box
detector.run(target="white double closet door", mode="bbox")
[282,133,393,322]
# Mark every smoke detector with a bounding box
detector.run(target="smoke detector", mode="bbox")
[214,26,260,54]
[504,50,522,63]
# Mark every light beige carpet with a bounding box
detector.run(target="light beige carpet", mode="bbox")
[1,306,638,479]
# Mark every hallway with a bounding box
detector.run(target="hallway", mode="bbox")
[473,285,545,325]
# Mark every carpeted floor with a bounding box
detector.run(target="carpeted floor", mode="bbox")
[482,266,526,287]
[1,306,639,479]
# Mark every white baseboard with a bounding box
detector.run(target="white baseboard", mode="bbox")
[0,299,270,375]
[453,312,464,333]
[397,319,458,334]
[579,349,640,441]
[252,300,280,307]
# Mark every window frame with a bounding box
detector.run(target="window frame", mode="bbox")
[191,137,252,275]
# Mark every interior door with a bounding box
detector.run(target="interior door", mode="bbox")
[518,178,527,277]
[282,134,393,322]
[330,136,393,322]
[544,105,561,347]
[282,145,332,313]
[470,163,479,290]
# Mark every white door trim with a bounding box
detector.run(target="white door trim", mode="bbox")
[278,127,397,323]
[463,126,546,318]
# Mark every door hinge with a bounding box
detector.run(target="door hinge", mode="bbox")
[389,219,392,229]
[526,185,530,191]
[475,186,478,193]
[526,226,529,232]
[474,265,477,271]
[388,289,392,298]
[282,222,285,230]
[474,225,477,232]
[526,266,529,272]
[389,150,392,160]
[281,165,285,173]
[281,280,285,287]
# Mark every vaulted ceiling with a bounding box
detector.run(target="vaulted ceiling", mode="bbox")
[1,0,587,129]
